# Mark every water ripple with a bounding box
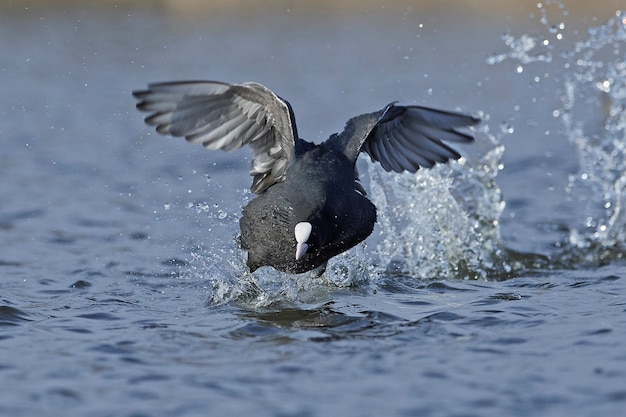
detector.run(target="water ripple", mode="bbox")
[0,305,33,326]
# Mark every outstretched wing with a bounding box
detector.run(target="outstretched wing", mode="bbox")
[330,103,479,172]
[133,81,299,193]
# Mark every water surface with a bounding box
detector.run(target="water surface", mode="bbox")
[1,2,626,416]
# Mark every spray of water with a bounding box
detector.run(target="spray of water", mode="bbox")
[367,123,509,280]
[484,6,626,266]
[560,10,626,264]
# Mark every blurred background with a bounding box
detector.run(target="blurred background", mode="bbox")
[0,0,621,15]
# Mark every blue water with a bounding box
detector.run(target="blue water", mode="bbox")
[1,3,626,416]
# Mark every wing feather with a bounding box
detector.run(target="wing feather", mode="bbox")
[330,103,478,172]
[133,80,298,194]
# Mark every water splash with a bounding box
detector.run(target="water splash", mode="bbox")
[367,122,511,280]
[486,33,553,68]
[190,233,375,308]
[560,10,626,264]
[486,7,626,266]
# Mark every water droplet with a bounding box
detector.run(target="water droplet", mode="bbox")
[596,79,611,93]
[500,122,515,134]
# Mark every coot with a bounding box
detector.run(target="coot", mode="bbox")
[133,81,478,274]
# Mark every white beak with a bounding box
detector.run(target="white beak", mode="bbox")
[295,242,308,261]
[294,222,312,260]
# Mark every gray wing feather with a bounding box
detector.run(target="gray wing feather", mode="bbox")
[331,103,478,172]
[133,81,297,194]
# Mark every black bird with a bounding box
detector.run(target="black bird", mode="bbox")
[133,81,478,274]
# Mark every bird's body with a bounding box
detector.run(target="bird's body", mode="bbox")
[240,143,376,273]
[133,81,478,274]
